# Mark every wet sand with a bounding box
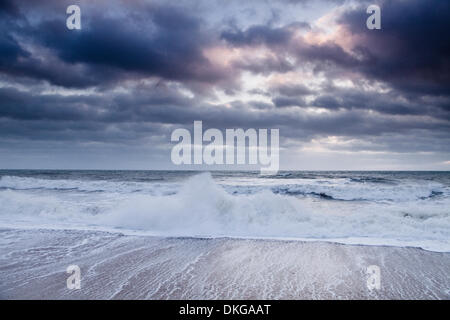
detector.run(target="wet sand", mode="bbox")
[0,228,449,299]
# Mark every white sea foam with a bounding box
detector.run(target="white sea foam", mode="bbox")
[0,175,178,194]
[0,172,449,252]
[1,173,445,202]
[217,176,447,201]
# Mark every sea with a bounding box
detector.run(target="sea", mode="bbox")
[0,170,449,252]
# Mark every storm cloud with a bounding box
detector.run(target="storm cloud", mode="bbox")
[0,0,449,170]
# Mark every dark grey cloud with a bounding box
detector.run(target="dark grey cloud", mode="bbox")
[0,87,96,121]
[0,0,20,16]
[309,84,450,119]
[2,80,448,146]
[311,94,341,110]
[0,1,233,89]
[221,25,292,47]
[222,0,450,98]
[272,96,306,108]
[232,55,294,74]
[273,84,313,97]
[338,0,450,95]
[0,0,449,169]
[40,9,223,82]
[296,40,362,69]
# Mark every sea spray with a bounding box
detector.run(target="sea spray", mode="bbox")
[0,171,449,251]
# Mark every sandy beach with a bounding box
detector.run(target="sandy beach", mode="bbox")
[1,228,449,299]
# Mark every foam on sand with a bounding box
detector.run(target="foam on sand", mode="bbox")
[1,228,449,299]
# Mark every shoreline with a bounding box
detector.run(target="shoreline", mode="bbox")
[1,228,449,299]
[1,225,447,253]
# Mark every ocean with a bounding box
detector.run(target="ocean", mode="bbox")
[1,170,449,252]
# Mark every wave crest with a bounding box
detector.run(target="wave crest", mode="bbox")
[0,172,449,251]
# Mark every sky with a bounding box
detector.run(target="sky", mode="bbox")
[0,0,449,170]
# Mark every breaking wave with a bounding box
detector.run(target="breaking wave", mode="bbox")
[0,172,449,252]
